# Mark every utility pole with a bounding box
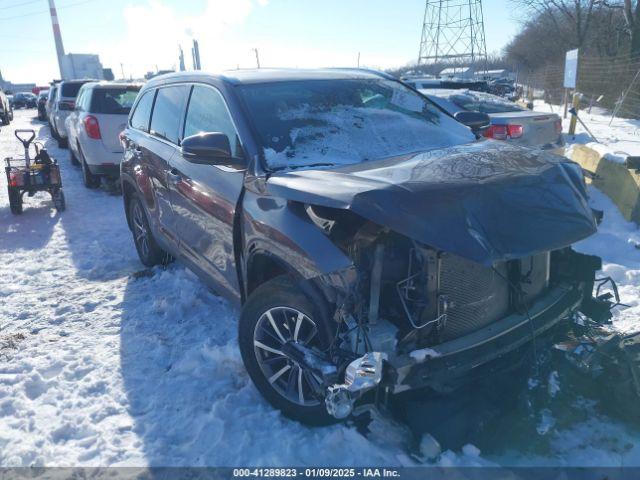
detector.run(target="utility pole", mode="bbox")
[47,0,67,79]
[192,39,202,70]
[120,63,125,80]
[179,46,186,71]
[253,48,261,69]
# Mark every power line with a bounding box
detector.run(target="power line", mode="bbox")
[0,0,42,10]
[0,0,100,21]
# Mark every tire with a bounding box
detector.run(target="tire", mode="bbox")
[50,123,60,141]
[239,275,337,425]
[8,188,23,215]
[80,156,100,189]
[57,136,68,149]
[69,145,80,167]
[128,195,166,267]
[52,189,66,212]
[1,112,9,126]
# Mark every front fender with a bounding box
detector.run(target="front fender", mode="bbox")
[242,190,353,281]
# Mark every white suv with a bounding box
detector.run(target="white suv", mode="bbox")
[51,79,93,148]
[65,82,141,188]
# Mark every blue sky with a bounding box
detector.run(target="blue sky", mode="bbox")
[0,0,521,84]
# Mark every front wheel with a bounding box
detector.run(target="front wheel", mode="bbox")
[8,188,23,214]
[128,195,167,267]
[239,276,337,425]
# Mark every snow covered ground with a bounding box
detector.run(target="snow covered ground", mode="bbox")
[1,110,639,468]
[535,99,640,163]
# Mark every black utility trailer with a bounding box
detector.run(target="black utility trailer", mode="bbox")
[5,129,65,214]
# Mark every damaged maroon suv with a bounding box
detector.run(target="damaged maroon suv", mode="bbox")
[120,69,608,424]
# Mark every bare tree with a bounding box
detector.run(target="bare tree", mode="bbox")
[514,0,600,47]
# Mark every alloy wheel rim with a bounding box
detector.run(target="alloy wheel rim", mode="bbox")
[253,306,323,407]
[132,202,150,259]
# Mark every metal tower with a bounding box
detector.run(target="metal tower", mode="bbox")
[48,0,67,78]
[417,0,487,67]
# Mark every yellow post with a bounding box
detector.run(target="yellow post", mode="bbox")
[568,92,582,135]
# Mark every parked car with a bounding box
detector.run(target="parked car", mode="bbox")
[422,89,564,151]
[65,82,141,187]
[121,69,605,425]
[0,89,12,125]
[12,92,37,109]
[51,79,93,148]
[46,84,59,127]
[37,90,49,121]
[402,77,489,92]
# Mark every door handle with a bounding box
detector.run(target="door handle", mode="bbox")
[167,169,182,185]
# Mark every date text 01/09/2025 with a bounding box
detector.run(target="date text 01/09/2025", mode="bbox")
[232,468,401,478]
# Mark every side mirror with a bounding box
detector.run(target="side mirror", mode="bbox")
[181,132,233,165]
[454,111,491,132]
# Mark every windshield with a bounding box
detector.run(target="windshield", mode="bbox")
[448,91,525,114]
[239,78,476,170]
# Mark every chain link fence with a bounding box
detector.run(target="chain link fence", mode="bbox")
[517,55,640,120]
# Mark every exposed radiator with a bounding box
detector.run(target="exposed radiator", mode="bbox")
[437,252,551,342]
[438,254,510,341]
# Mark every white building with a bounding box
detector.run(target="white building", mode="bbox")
[62,54,105,80]
[439,66,475,80]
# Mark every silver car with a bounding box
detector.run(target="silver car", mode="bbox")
[51,79,93,148]
[65,82,141,188]
[421,89,564,152]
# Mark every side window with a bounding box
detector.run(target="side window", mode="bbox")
[184,85,241,156]
[150,85,190,144]
[130,90,155,133]
[76,89,87,111]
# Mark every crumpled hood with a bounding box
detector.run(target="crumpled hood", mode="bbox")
[265,141,598,265]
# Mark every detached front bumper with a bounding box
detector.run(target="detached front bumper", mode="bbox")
[386,282,585,394]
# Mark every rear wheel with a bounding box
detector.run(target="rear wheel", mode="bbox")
[69,145,80,166]
[1,112,9,126]
[239,276,337,425]
[52,189,66,212]
[79,147,100,188]
[57,136,68,149]
[129,195,166,267]
[8,188,23,215]
[50,123,60,141]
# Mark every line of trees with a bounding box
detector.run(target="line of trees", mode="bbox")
[506,0,640,72]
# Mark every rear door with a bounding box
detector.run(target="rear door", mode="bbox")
[126,88,178,250]
[143,84,191,246]
[90,86,140,153]
[168,84,246,299]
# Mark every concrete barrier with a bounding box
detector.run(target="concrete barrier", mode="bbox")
[570,144,640,224]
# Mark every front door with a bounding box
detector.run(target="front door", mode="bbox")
[168,84,246,300]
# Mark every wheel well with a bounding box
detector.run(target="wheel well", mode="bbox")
[246,253,289,298]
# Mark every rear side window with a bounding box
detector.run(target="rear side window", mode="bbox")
[130,90,155,132]
[184,85,241,156]
[150,85,190,144]
[91,88,140,114]
[61,82,85,98]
